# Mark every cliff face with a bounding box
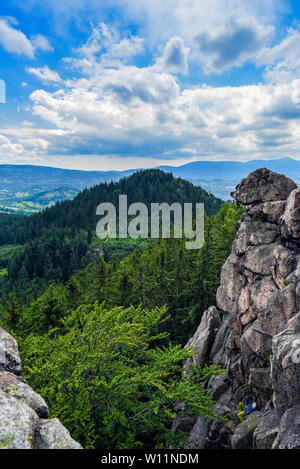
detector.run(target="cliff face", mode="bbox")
[178,168,300,449]
[0,326,82,449]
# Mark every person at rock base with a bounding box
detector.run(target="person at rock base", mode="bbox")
[237,402,257,422]
[237,402,246,422]
[246,402,257,415]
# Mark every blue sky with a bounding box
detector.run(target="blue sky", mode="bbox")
[0,0,300,170]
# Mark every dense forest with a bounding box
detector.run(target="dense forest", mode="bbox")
[0,170,222,245]
[0,170,223,303]
[0,170,244,449]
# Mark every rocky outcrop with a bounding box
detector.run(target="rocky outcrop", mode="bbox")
[177,168,300,449]
[272,407,300,449]
[0,327,22,377]
[181,373,236,450]
[231,411,261,449]
[0,326,82,449]
[280,189,300,245]
[271,311,300,417]
[232,168,297,205]
[253,403,280,449]
[184,306,221,369]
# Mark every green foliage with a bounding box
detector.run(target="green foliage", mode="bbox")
[6,201,243,346]
[242,384,252,394]
[0,175,244,450]
[0,293,20,330]
[20,303,224,449]
[0,169,223,306]
[0,169,223,247]
[16,283,69,335]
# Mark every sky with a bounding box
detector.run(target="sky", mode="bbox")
[1,0,300,170]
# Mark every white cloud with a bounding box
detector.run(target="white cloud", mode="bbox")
[26,52,300,163]
[0,127,71,164]
[26,66,62,83]
[66,22,144,74]
[17,0,287,49]
[0,133,42,164]
[194,17,274,74]
[5,12,300,169]
[0,18,34,58]
[21,120,35,127]
[154,37,189,75]
[108,0,286,47]
[0,18,53,58]
[256,28,300,83]
[31,34,54,53]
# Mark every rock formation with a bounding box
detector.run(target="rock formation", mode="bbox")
[176,168,300,449]
[0,326,82,449]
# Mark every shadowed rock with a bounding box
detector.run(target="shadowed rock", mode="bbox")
[0,327,22,376]
[271,312,300,417]
[272,407,300,449]
[280,188,300,245]
[253,403,280,449]
[184,306,221,369]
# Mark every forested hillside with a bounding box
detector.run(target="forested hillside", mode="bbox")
[0,170,222,245]
[0,170,223,303]
[0,170,244,449]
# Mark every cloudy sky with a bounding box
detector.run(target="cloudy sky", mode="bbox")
[0,0,300,170]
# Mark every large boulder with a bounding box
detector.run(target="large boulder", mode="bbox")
[0,389,81,450]
[0,371,49,419]
[184,387,234,450]
[0,390,38,449]
[248,368,272,406]
[247,201,286,224]
[232,168,297,206]
[253,403,280,449]
[244,243,291,277]
[216,253,245,314]
[280,188,300,244]
[271,314,300,417]
[0,327,22,376]
[33,419,82,450]
[184,306,221,369]
[231,411,262,449]
[272,406,300,449]
[240,280,298,365]
[210,314,230,361]
[184,416,208,449]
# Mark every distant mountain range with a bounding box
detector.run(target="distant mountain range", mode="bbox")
[0,158,299,212]
[158,158,300,199]
[157,157,300,181]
